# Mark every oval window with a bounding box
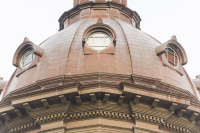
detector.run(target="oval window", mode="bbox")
[20,50,35,69]
[165,47,179,67]
[87,32,111,50]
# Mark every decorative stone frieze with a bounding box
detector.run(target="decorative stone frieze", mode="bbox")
[36,112,66,123]
[9,122,38,133]
[130,102,173,124]
[66,110,132,121]
[160,114,199,133]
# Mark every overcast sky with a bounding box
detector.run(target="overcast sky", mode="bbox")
[0,0,200,81]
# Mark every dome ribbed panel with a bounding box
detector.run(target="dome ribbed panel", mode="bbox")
[114,18,196,95]
[4,19,86,96]
[66,18,132,75]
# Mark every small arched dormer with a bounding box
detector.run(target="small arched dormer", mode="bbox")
[82,18,117,54]
[12,37,45,77]
[155,35,188,76]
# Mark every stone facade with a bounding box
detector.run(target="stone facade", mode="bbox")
[0,0,200,132]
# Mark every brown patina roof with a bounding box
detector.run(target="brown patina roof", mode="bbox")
[1,1,198,100]
[1,17,198,99]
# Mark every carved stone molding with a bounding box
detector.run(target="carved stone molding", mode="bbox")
[9,122,39,133]
[161,122,189,133]
[66,110,132,121]
[36,112,66,124]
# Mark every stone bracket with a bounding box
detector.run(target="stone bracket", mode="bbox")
[133,95,141,105]
[14,109,23,117]
[2,113,11,121]
[23,103,32,112]
[90,94,97,103]
[169,103,178,112]
[75,96,82,105]
[151,99,159,108]
[41,99,49,108]
[103,94,110,103]
[118,96,125,105]
[177,109,185,117]
[59,95,68,104]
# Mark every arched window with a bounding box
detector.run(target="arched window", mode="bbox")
[20,50,35,69]
[87,32,111,50]
[165,47,179,67]
[82,18,117,54]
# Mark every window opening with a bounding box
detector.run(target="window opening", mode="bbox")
[20,50,35,69]
[87,32,111,50]
[165,47,179,67]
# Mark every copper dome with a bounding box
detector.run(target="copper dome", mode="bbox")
[1,1,198,99]
[1,1,200,133]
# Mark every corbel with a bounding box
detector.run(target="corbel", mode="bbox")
[169,103,177,112]
[118,96,125,105]
[59,95,67,104]
[177,109,185,117]
[151,99,159,108]
[23,103,32,111]
[2,113,11,121]
[190,113,198,122]
[133,95,141,104]
[90,94,96,103]
[41,99,49,108]
[75,96,82,105]
[14,109,23,117]
[103,94,110,103]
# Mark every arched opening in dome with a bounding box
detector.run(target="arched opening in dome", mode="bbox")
[20,50,35,69]
[165,47,179,67]
[87,32,111,50]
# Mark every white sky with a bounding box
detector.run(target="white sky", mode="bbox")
[0,0,200,81]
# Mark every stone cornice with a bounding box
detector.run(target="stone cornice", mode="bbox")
[6,73,196,103]
[0,73,200,132]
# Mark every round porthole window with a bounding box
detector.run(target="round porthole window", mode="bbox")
[87,32,111,50]
[20,50,35,69]
[165,47,179,67]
